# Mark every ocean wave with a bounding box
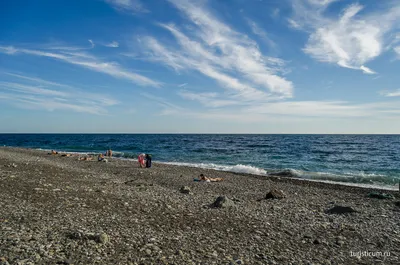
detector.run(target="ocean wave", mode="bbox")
[162,162,267,175]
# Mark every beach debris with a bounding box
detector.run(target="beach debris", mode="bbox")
[368,191,394,200]
[325,205,358,215]
[212,196,235,208]
[180,186,191,194]
[265,189,286,199]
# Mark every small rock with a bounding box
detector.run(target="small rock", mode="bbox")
[145,249,152,255]
[325,205,358,214]
[213,196,235,208]
[265,189,286,199]
[180,186,191,194]
[368,192,394,200]
[96,233,109,244]
[313,238,321,244]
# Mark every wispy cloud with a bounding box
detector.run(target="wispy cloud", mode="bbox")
[380,89,400,97]
[104,41,119,48]
[245,18,276,49]
[291,0,400,74]
[140,92,183,115]
[135,0,293,108]
[0,73,119,114]
[178,83,188,87]
[0,46,161,87]
[395,46,400,58]
[105,0,148,13]
[178,90,241,108]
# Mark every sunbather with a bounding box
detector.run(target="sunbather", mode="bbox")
[197,174,223,182]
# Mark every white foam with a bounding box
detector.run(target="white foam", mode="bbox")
[162,162,267,175]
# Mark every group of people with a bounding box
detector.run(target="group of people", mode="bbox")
[138,153,152,168]
[51,148,153,168]
[98,149,113,161]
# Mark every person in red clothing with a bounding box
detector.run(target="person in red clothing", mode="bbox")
[138,153,146,168]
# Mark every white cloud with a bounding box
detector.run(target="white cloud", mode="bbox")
[136,0,293,106]
[0,74,119,114]
[104,41,119,48]
[0,46,160,87]
[395,46,400,58]
[105,0,148,13]
[291,1,400,74]
[88,39,95,48]
[380,89,400,97]
[178,90,240,107]
[245,18,276,48]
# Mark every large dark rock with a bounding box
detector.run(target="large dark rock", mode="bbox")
[269,170,297,178]
[265,189,286,199]
[325,205,358,214]
[213,196,235,208]
[180,186,191,194]
[368,192,394,200]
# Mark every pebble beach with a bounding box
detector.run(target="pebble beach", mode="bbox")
[0,147,399,265]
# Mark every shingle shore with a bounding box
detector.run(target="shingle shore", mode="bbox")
[0,147,399,265]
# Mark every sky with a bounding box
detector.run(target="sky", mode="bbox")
[1,0,400,133]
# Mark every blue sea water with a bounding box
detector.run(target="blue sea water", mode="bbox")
[1,134,399,188]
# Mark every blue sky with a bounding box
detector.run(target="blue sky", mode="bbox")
[1,0,400,133]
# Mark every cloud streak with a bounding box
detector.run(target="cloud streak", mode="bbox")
[0,46,161,87]
[105,0,148,13]
[136,0,293,106]
[0,73,119,114]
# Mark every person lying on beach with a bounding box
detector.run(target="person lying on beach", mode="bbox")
[79,156,93,161]
[195,174,223,182]
[138,153,146,168]
[49,150,58,155]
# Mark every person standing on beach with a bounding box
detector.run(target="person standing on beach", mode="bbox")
[145,154,152,168]
[138,153,146,168]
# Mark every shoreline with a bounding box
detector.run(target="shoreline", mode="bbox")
[1,146,399,264]
[11,146,400,191]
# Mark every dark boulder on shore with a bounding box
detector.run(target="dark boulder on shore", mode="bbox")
[180,186,191,194]
[268,170,297,178]
[265,189,286,199]
[213,196,235,208]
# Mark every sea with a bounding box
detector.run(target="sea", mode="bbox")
[1,134,399,190]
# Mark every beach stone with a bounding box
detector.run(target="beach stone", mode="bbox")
[96,233,109,244]
[265,189,286,199]
[368,192,394,200]
[325,205,358,214]
[270,170,296,178]
[180,186,191,194]
[213,196,235,208]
